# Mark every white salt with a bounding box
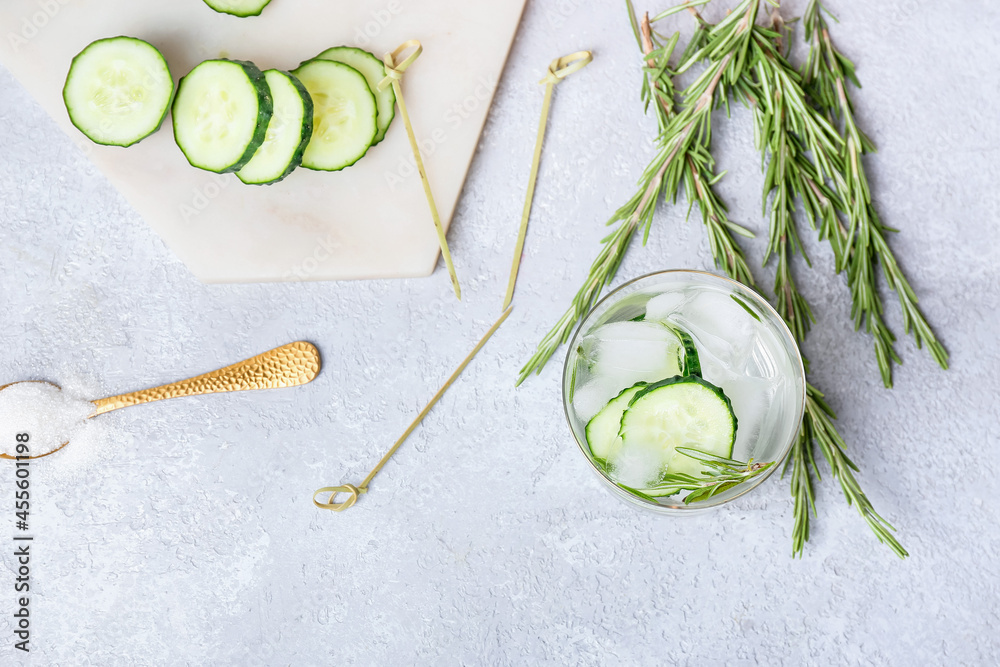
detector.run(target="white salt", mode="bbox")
[33,414,127,486]
[0,382,96,456]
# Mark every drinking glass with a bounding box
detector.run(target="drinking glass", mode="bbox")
[562,269,806,513]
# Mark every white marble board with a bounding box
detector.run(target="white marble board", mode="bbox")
[0,0,527,283]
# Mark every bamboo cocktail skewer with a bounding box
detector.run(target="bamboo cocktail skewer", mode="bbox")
[380,41,462,300]
[501,51,592,311]
[314,307,512,512]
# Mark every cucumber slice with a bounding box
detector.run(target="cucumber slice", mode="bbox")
[292,59,377,171]
[609,376,737,493]
[63,37,174,147]
[585,382,646,461]
[315,47,395,144]
[172,59,273,173]
[236,70,312,185]
[673,328,702,377]
[202,0,271,17]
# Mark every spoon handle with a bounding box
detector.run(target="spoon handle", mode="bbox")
[92,342,321,416]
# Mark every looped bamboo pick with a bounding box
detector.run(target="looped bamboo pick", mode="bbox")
[501,50,593,311]
[379,41,462,300]
[314,307,512,512]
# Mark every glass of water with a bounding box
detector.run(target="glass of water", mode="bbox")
[562,269,806,513]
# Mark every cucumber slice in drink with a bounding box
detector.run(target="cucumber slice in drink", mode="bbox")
[585,382,646,461]
[315,47,395,144]
[292,59,378,171]
[202,0,271,17]
[672,328,701,377]
[610,376,737,494]
[172,59,273,173]
[63,37,174,147]
[573,319,704,429]
[236,70,313,185]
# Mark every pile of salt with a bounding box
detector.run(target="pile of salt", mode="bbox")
[0,382,96,456]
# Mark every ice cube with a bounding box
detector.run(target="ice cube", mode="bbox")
[644,291,688,323]
[746,334,777,379]
[572,378,620,424]
[607,439,667,489]
[667,289,756,373]
[589,320,679,344]
[744,327,797,381]
[695,341,732,387]
[717,375,774,460]
[582,321,683,390]
[760,376,797,458]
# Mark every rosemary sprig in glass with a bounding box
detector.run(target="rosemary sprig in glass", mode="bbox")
[630,448,777,504]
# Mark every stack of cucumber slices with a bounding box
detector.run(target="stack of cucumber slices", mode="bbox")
[580,318,739,501]
[63,36,396,185]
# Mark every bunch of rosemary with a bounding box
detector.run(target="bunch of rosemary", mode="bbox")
[518,0,947,557]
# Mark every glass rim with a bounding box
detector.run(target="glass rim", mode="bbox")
[561,268,807,512]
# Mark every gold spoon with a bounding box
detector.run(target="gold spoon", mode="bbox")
[0,341,321,460]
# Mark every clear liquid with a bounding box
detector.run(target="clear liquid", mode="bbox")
[566,278,802,500]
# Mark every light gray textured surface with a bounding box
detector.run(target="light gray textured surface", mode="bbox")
[1,1,998,664]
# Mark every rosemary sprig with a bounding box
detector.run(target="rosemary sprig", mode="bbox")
[742,34,831,342]
[640,448,777,503]
[797,384,909,558]
[685,145,756,286]
[651,12,756,285]
[802,0,949,386]
[733,11,908,557]
[645,2,908,557]
[517,0,762,385]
